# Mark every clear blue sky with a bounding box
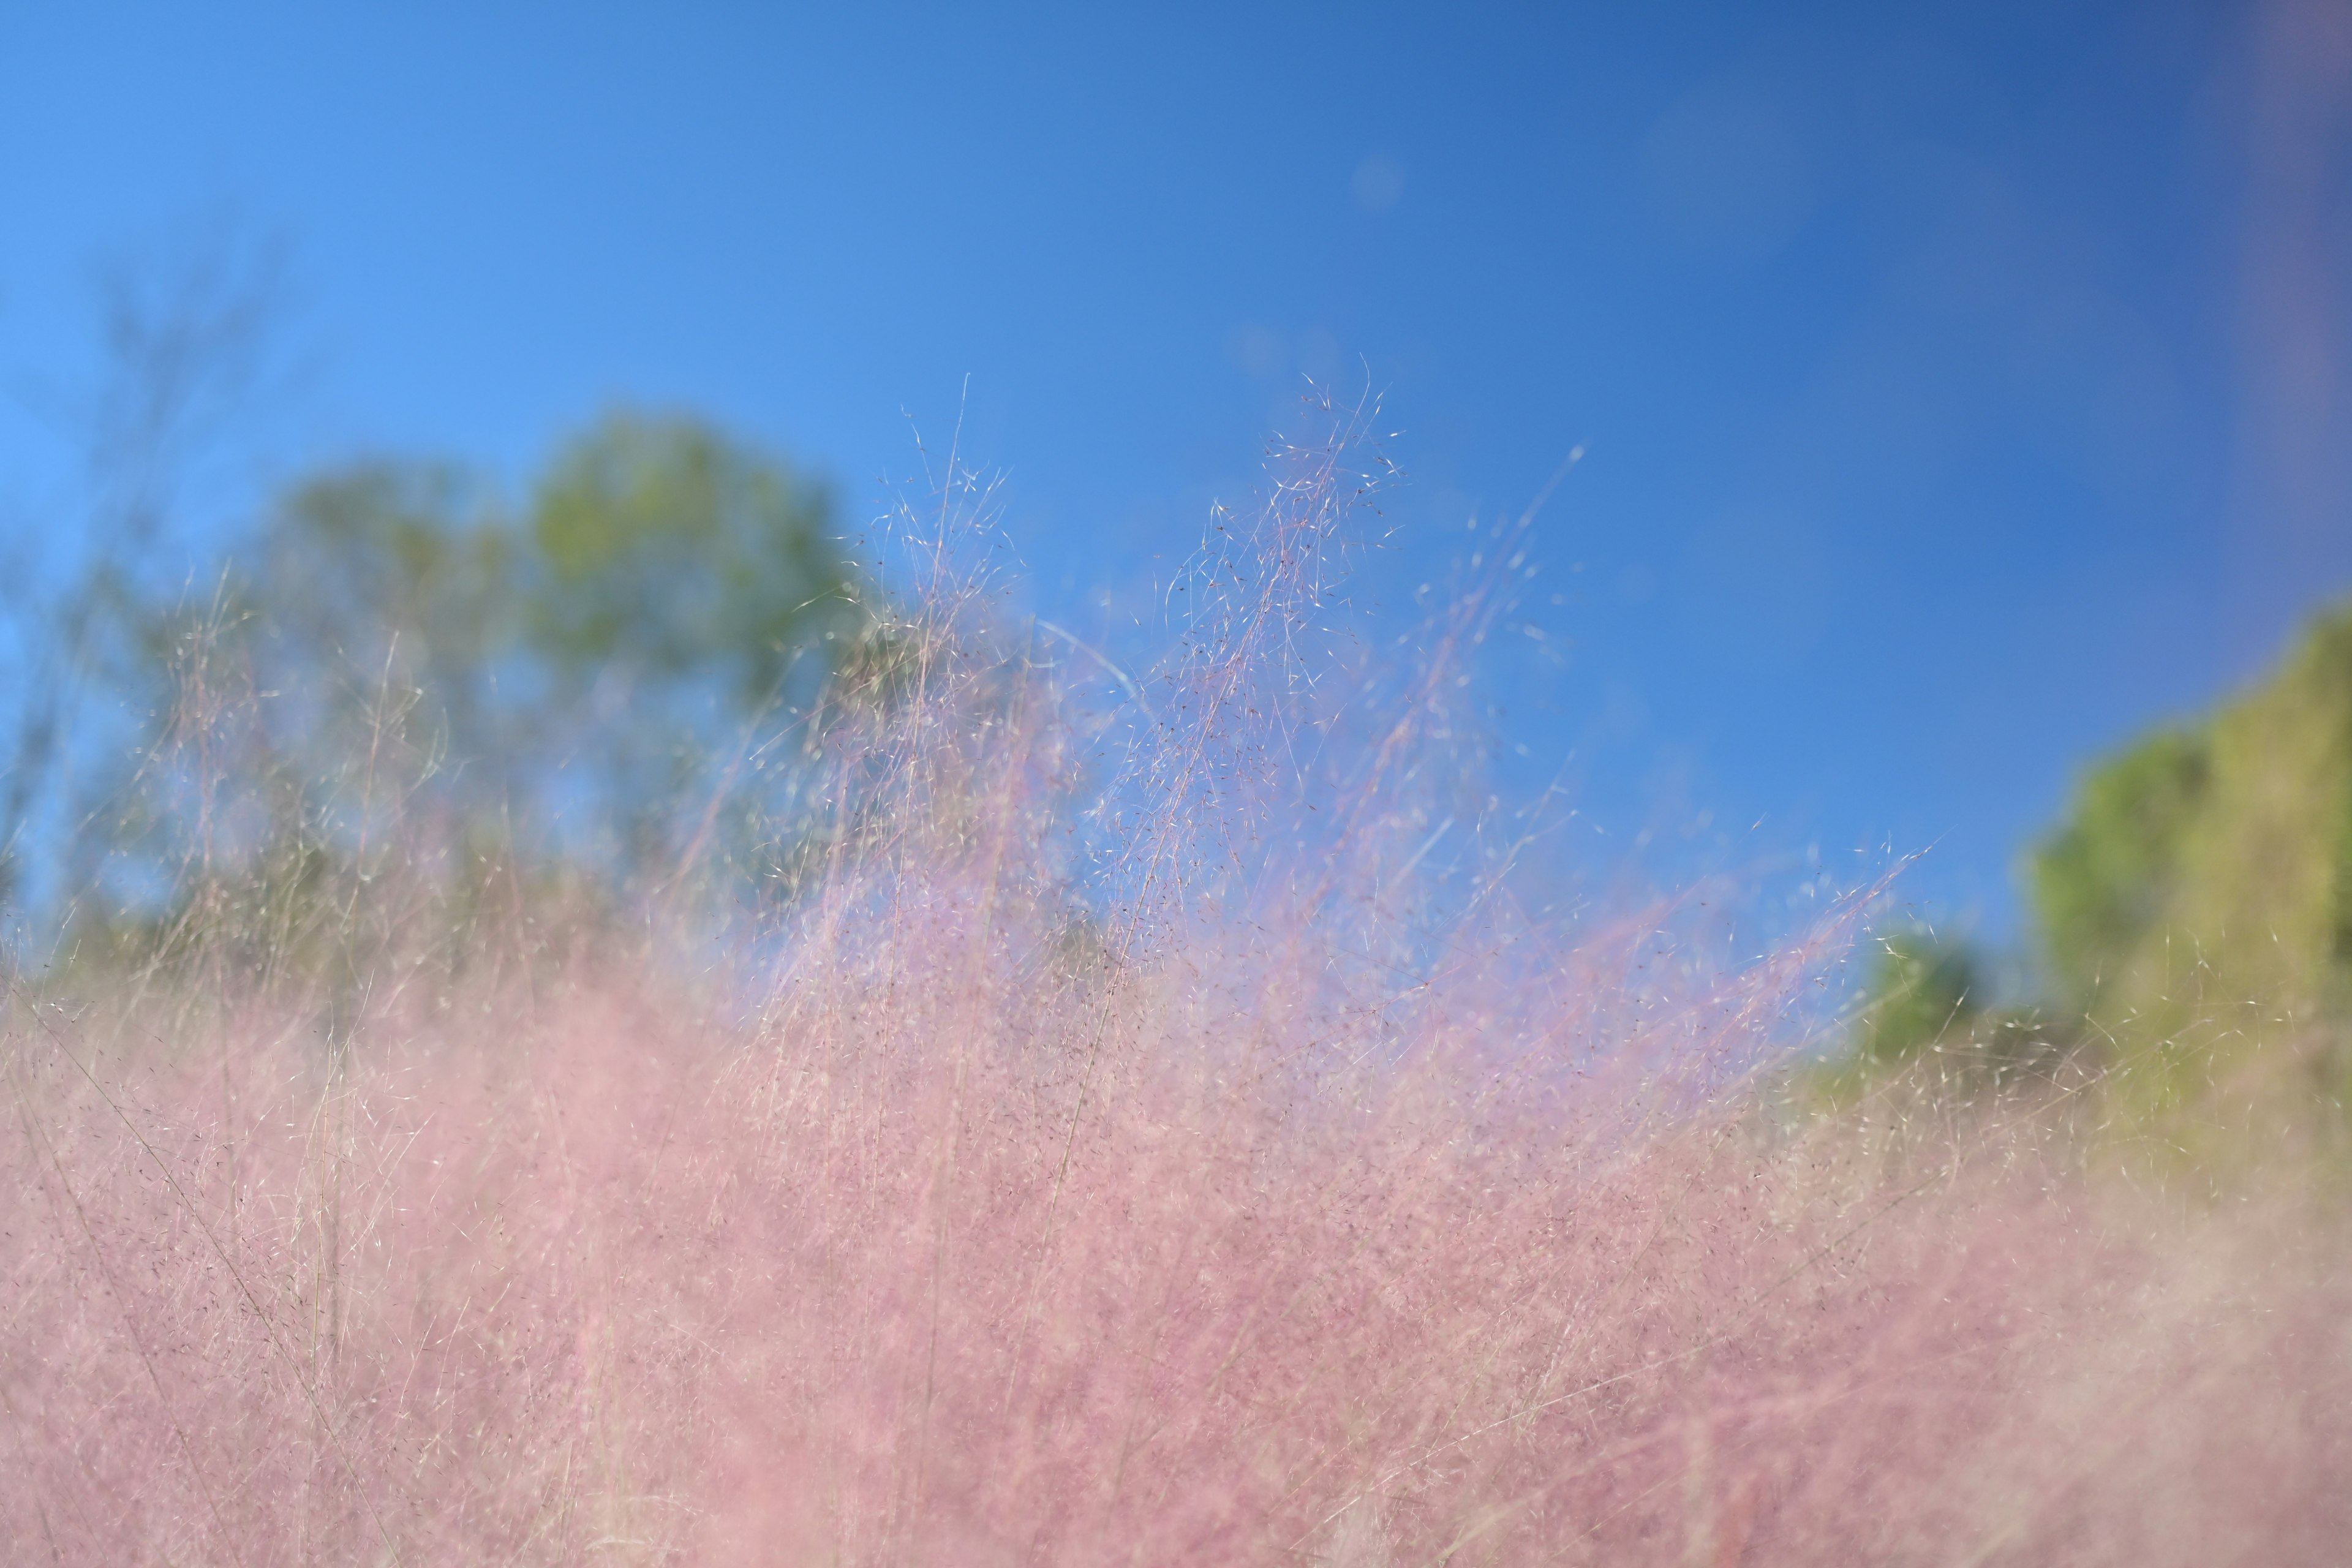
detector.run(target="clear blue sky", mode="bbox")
[6,2,2350,943]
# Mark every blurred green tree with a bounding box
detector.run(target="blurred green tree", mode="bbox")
[2028,604,2352,1133]
[526,412,861,709]
[255,460,512,764]
[1853,930,1982,1068]
[2030,726,2211,1013]
[217,410,873,876]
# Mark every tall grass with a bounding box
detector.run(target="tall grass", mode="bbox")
[5,417,2348,1564]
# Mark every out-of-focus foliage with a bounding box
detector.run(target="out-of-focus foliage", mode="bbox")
[1829,605,2352,1157]
[2031,726,2211,1012]
[106,411,881,928]
[1813,930,2076,1111]
[254,461,513,774]
[0,228,285,916]
[1853,930,1982,1068]
[2023,605,2352,1142]
[252,410,864,727]
[527,412,861,708]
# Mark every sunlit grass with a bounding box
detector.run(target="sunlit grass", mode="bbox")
[6,420,2347,1564]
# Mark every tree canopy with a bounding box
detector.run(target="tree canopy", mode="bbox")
[2020,606,2352,1126]
[201,409,875,881]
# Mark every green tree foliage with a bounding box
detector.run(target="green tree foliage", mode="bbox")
[2030,726,2211,1012]
[1815,927,2076,1114]
[527,412,859,709]
[2029,604,2352,1129]
[255,460,511,766]
[1854,930,1982,1068]
[191,410,873,884]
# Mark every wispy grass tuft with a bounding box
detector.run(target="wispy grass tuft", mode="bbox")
[6,408,2348,1564]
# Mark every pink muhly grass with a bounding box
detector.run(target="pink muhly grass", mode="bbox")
[5,413,2349,1564]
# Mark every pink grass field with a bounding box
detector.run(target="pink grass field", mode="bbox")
[6,430,2350,1564]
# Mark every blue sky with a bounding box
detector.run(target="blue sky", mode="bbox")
[5,1,2350,943]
